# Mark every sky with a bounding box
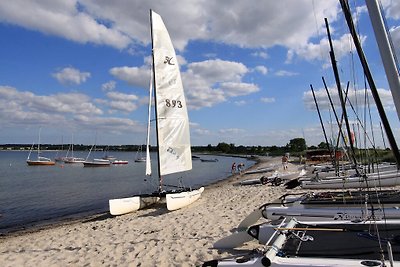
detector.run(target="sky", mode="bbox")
[0,0,400,148]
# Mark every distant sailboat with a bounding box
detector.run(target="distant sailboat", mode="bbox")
[54,136,66,162]
[27,128,56,166]
[102,146,116,161]
[63,134,85,164]
[134,145,146,162]
[83,138,111,167]
[109,10,204,216]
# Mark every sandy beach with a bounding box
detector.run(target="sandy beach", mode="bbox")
[0,156,303,266]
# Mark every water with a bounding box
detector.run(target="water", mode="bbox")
[0,151,254,233]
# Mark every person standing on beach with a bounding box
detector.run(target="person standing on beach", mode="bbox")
[282,155,288,170]
[237,163,245,174]
[231,162,236,174]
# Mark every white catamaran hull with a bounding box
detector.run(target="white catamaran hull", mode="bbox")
[301,169,400,189]
[109,196,160,215]
[203,256,391,266]
[208,219,399,266]
[166,187,204,211]
[262,204,400,221]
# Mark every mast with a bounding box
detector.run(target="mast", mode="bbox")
[325,18,360,174]
[310,84,334,163]
[37,127,42,159]
[339,0,400,168]
[322,77,349,152]
[150,9,163,192]
[365,0,400,120]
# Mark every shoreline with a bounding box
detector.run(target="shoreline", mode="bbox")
[0,156,301,266]
[0,154,259,237]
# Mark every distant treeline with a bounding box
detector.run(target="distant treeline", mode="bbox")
[0,141,299,156]
[0,138,309,156]
[1,137,394,161]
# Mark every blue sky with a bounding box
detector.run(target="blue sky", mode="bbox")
[0,0,400,147]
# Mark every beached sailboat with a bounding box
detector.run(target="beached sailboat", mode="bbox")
[207,2,400,265]
[109,10,204,216]
[27,128,56,166]
[208,217,400,266]
[235,0,400,230]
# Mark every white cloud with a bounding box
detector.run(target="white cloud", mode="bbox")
[102,81,116,91]
[106,91,138,101]
[234,100,247,106]
[110,66,150,89]
[220,82,259,97]
[302,85,395,111]
[186,59,248,84]
[73,114,141,132]
[251,51,269,59]
[383,0,400,20]
[0,1,131,49]
[253,66,268,75]
[0,1,343,57]
[286,33,366,65]
[0,86,144,138]
[274,70,299,77]
[0,86,102,127]
[261,97,275,103]
[104,91,140,113]
[52,67,91,85]
[181,59,260,109]
[193,128,211,136]
[107,101,138,113]
[219,128,246,134]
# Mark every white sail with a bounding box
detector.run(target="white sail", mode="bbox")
[151,10,192,176]
[108,10,202,216]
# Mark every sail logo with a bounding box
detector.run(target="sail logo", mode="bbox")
[167,147,180,159]
[164,56,175,65]
[333,212,382,220]
[168,78,177,86]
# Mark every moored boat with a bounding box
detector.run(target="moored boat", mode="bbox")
[83,158,111,167]
[27,156,56,166]
[26,128,56,166]
[112,160,129,165]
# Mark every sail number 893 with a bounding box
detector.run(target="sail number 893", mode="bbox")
[165,99,183,108]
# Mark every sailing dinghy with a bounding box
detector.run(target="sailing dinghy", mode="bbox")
[109,10,204,216]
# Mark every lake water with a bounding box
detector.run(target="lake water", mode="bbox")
[0,150,254,233]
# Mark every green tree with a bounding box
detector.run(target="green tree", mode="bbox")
[216,142,231,153]
[317,142,329,149]
[287,138,307,152]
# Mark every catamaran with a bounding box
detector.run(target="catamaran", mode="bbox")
[109,10,204,216]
